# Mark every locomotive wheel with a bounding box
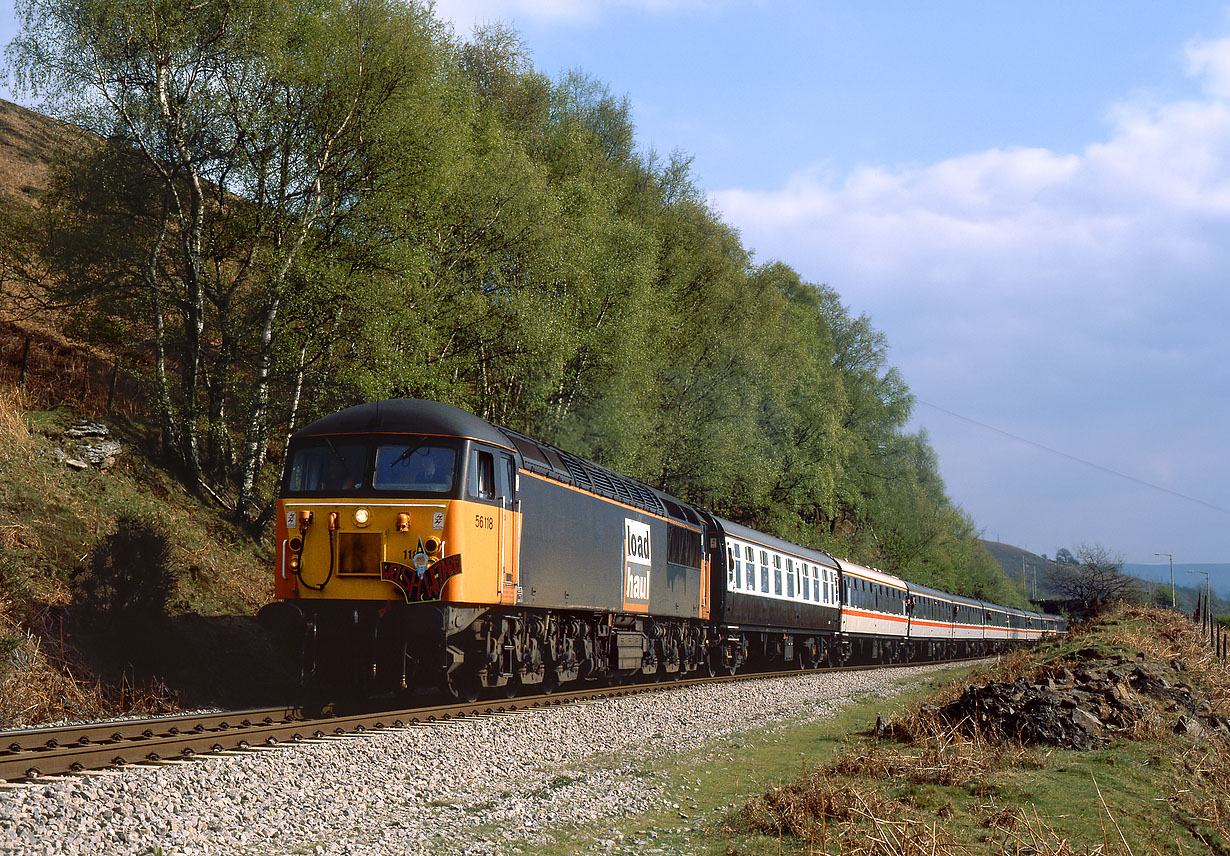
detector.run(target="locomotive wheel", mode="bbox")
[446,670,481,704]
[541,663,560,695]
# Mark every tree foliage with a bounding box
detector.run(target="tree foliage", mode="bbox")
[2,4,1026,604]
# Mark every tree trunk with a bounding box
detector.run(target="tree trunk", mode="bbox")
[236,294,282,521]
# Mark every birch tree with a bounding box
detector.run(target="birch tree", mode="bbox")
[6,0,451,516]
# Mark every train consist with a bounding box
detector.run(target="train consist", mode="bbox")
[259,399,1066,699]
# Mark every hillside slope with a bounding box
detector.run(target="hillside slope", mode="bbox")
[0,386,290,726]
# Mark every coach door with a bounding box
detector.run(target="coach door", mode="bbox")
[497,452,520,604]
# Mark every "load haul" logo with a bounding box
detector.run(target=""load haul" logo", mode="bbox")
[623,519,651,612]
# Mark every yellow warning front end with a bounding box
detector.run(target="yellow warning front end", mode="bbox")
[275,497,517,606]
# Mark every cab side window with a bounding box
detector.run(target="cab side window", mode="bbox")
[499,453,516,502]
[470,449,495,500]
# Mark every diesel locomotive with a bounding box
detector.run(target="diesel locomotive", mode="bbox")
[259,399,1065,700]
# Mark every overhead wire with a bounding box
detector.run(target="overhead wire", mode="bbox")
[916,399,1230,515]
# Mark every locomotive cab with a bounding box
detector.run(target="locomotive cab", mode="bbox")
[264,400,523,694]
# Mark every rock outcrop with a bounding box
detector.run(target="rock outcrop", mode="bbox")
[935,650,1229,749]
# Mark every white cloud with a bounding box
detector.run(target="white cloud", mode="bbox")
[711,35,1230,563]
[1186,35,1230,98]
[713,38,1230,299]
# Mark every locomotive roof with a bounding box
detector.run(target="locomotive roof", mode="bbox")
[292,399,513,449]
[294,399,698,523]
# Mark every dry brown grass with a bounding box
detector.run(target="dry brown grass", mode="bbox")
[0,603,178,725]
[736,762,1132,856]
[1169,730,1230,847]
[0,383,31,447]
[1106,604,1230,715]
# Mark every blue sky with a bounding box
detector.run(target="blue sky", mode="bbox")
[4,2,1229,588]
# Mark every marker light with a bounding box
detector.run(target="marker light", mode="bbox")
[352,507,371,528]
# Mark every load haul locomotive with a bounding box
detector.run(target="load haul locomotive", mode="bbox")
[259,399,1066,700]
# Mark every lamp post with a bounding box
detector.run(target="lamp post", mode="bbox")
[1154,552,1174,608]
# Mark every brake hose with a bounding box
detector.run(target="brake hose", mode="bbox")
[297,527,336,592]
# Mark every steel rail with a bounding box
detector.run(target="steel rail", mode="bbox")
[0,656,985,782]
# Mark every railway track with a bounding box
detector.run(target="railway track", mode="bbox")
[0,658,982,782]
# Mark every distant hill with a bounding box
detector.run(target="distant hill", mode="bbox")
[980,541,1061,602]
[980,540,1228,614]
[0,98,83,208]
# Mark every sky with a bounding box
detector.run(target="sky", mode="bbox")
[3,2,1229,588]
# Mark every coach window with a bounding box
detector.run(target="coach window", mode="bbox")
[746,546,756,591]
[773,554,783,596]
[728,547,736,587]
[469,448,495,501]
[759,551,769,593]
[785,558,795,598]
[802,564,810,601]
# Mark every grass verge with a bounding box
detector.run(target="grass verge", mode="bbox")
[727,606,1230,855]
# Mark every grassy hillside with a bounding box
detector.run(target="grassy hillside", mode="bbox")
[0,384,289,726]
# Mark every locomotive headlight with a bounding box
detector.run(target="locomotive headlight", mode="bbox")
[424,536,441,556]
[352,507,371,528]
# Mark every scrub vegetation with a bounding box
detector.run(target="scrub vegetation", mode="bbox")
[721,605,1230,855]
[0,0,1021,606]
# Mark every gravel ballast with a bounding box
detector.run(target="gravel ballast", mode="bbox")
[0,663,964,855]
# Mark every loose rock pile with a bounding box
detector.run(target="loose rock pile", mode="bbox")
[936,649,1230,750]
[55,421,122,470]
